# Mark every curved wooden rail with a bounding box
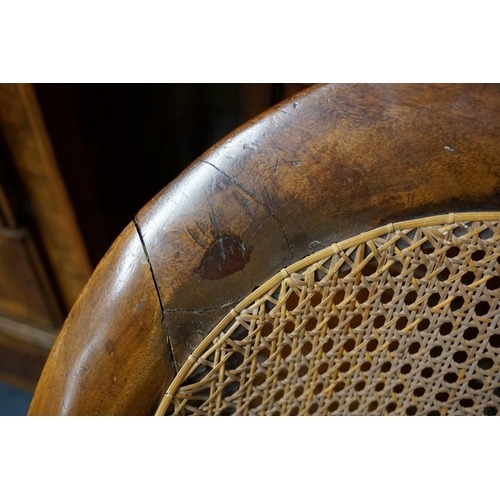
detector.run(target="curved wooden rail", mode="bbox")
[29,84,500,415]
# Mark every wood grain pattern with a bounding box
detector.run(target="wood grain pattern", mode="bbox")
[0,83,92,309]
[28,222,174,415]
[158,214,500,416]
[136,83,500,372]
[30,84,500,415]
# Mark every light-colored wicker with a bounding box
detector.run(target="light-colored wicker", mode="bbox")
[156,213,500,416]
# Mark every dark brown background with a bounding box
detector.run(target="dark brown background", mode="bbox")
[36,83,308,265]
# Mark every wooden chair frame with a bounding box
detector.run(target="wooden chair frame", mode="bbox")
[29,84,500,415]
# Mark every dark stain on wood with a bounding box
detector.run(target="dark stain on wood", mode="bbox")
[105,340,115,356]
[198,234,250,280]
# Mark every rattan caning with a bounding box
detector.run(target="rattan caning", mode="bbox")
[156,213,500,416]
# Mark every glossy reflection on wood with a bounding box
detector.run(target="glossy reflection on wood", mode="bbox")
[30,84,500,415]
[29,223,174,415]
[136,84,500,371]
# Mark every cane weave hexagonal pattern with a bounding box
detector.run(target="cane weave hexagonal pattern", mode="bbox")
[157,214,500,416]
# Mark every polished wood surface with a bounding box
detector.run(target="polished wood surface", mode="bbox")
[34,84,293,265]
[29,223,174,415]
[0,83,92,309]
[30,83,500,415]
[137,83,500,372]
[1,83,302,393]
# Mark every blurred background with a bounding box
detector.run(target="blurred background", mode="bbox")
[0,83,310,414]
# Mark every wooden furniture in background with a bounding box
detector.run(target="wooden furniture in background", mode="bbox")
[0,83,309,391]
[0,84,93,307]
[0,83,91,390]
[28,83,500,415]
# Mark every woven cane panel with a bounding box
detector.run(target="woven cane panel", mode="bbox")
[164,216,500,416]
